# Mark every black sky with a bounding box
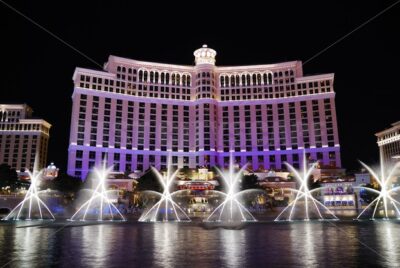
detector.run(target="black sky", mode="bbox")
[0,1,399,172]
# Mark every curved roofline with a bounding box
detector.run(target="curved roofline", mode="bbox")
[105,55,303,72]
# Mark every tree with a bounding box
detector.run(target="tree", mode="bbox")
[0,164,19,190]
[241,174,260,190]
[136,168,163,193]
[308,177,321,190]
[41,173,83,193]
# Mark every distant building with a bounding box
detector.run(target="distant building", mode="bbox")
[354,172,371,186]
[0,104,51,172]
[376,121,400,166]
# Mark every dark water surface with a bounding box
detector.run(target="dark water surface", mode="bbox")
[0,220,399,267]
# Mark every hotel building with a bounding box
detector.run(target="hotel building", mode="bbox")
[0,104,51,171]
[68,45,341,179]
[376,121,400,165]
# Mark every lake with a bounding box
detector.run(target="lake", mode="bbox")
[0,219,399,267]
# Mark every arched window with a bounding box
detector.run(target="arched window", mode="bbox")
[182,75,187,86]
[225,76,229,87]
[290,70,294,76]
[246,74,251,86]
[139,70,143,82]
[122,67,126,73]
[220,76,224,87]
[235,75,240,86]
[230,76,235,87]
[161,73,165,84]
[252,74,257,85]
[143,71,148,82]
[268,73,272,84]
[187,76,191,86]
[263,73,268,85]
[257,74,262,85]
[166,73,170,84]
[171,74,176,85]
[242,75,246,86]
[176,74,181,85]
[155,72,159,83]
[150,71,154,83]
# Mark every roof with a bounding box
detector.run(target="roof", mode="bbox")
[375,121,400,136]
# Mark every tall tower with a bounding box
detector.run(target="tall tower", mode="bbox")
[193,45,218,167]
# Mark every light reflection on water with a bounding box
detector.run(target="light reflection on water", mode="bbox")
[0,221,399,267]
[376,222,400,267]
[220,229,246,267]
[289,223,317,267]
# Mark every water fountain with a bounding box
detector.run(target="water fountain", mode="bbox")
[204,157,259,222]
[355,161,400,220]
[2,169,55,221]
[138,161,191,222]
[68,161,125,221]
[274,152,338,221]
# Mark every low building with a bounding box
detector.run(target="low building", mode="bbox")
[320,177,356,208]
[256,172,296,205]
[311,163,346,182]
[175,167,219,213]
[106,172,138,192]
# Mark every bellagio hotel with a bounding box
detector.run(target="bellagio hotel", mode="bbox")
[68,45,341,179]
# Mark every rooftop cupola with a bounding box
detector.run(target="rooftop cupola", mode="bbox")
[193,44,217,66]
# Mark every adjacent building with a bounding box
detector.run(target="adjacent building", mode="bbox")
[68,45,341,179]
[0,104,51,171]
[376,121,400,165]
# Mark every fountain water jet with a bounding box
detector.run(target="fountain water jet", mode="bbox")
[68,161,125,221]
[356,161,400,220]
[138,159,191,222]
[274,152,338,221]
[2,169,55,221]
[205,156,259,222]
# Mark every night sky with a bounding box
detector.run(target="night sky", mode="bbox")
[1,1,399,172]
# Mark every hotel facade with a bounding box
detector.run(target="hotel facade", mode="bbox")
[376,121,400,165]
[68,45,341,179]
[0,104,51,171]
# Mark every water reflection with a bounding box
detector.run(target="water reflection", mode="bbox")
[375,222,400,267]
[80,224,112,267]
[220,229,246,267]
[152,223,177,268]
[15,227,35,268]
[0,221,400,267]
[290,223,317,267]
[322,223,359,266]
